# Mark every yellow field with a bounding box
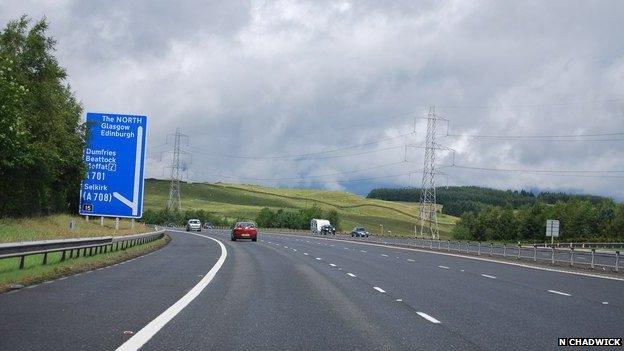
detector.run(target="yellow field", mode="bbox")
[144,179,457,238]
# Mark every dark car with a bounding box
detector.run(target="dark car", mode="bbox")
[351,227,369,237]
[231,221,258,242]
[320,225,336,235]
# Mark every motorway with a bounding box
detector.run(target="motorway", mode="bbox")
[1,229,623,350]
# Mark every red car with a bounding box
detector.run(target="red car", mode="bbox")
[231,221,258,242]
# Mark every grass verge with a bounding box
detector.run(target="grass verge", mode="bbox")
[0,215,153,243]
[0,234,170,293]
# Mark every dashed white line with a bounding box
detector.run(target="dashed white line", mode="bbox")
[361,250,367,253]
[406,259,415,262]
[292,249,297,252]
[481,274,497,279]
[417,312,441,324]
[381,254,389,257]
[315,257,322,260]
[396,299,403,302]
[438,265,450,269]
[373,286,386,293]
[547,290,571,296]
[284,246,288,248]
[602,301,609,305]
[347,273,356,277]
[329,263,337,267]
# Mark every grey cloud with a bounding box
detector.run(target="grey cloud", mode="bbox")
[1,0,623,198]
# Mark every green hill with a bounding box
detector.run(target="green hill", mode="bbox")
[144,179,457,238]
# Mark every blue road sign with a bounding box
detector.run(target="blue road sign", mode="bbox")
[79,112,148,218]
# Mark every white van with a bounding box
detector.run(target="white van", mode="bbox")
[310,218,331,235]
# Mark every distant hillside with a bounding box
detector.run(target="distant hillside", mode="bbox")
[367,186,611,216]
[144,179,458,238]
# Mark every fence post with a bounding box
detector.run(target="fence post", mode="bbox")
[61,250,66,262]
[591,248,595,269]
[551,246,555,265]
[42,252,48,265]
[503,244,507,258]
[457,241,461,253]
[19,255,25,269]
[490,243,493,257]
[533,245,537,261]
[517,245,521,259]
[570,247,575,266]
[615,251,620,272]
[447,240,450,251]
[478,242,481,256]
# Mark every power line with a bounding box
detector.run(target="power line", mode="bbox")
[191,160,410,182]
[435,97,624,110]
[187,131,416,160]
[452,164,624,174]
[189,171,416,184]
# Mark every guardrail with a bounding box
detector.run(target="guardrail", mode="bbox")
[0,230,166,270]
[256,230,622,273]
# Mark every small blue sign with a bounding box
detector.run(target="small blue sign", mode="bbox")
[79,112,148,218]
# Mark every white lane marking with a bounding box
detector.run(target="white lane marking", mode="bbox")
[344,247,350,250]
[438,265,450,269]
[373,286,386,293]
[396,256,400,259]
[293,249,297,252]
[263,233,624,282]
[547,290,571,296]
[381,254,388,257]
[396,299,403,302]
[329,263,337,267]
[306,241,310,243]
[116,231,227,351]
[59,277,68,280]
[304,253,309,255]
[315,257,322,260]
[361,250,367,253]
[26,285,39,289]
[460,269,465,272]
[407,259,415,262]
[284,246,288,248]
[481,274,497,279]
[417,312,441,324]
[347,273,356,277]
[330,244,334,247]
[602,301,609,305]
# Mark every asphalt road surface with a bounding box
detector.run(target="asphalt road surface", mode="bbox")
[1,229,623,350]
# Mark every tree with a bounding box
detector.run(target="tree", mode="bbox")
[0,16,86,217]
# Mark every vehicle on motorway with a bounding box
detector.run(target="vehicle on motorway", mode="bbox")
[310,218,331,235]
[186,219,202,232]
[351,227,369,237]
[320,224,336,235]
[203,221,214,229]
[231,221,258,241]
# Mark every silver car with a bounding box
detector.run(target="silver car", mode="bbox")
[186,219,202,232]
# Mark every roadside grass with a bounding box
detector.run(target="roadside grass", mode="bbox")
[0,234,170,293]
[0,215,151,243]
[144,179,458,238]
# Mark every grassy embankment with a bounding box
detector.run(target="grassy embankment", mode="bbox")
[0,215,168,292]
[144,179,458,237]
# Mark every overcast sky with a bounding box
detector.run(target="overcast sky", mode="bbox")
[2,0,623,198]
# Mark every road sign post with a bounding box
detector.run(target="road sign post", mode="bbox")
[79,112,148,219]
[546,219,560,245]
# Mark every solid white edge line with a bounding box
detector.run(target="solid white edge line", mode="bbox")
[116,231,227,351]
[373,286,386,293]
[438,265,450,269]
[547,289,571,296]
[347,273,356,277]
[417,312,441,324]
[262,232,624,282]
